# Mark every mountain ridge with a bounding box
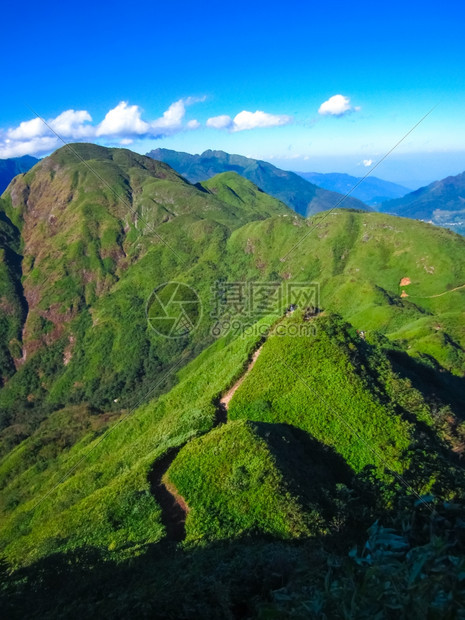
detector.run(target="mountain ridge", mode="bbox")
[296,170,411,205]
[147,147,371,216]
[380,169,465,235]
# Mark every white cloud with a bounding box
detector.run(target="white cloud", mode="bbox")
[0,98,204,158]
[96,102,149,137]
[363,159,373,167]
[206,115,233,130]
[206,110,292,132]
[150,99,186,136]
[7,110,93,143]
[186,119,200,130]
[318,94,360,117]
[96,98,199,139]
[0,136,60,159]
[232,110,292,131]
[8,117,50,141]
[0,99,294,159]
[50,110,94,138]
[0,109,94,158]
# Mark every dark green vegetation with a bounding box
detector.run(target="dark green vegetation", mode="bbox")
[1,144,465,617]
[147,147,370,215]
[296,171,411,205]
[0,155,39,193]
[3,508,465,619]
[381,169,465,235]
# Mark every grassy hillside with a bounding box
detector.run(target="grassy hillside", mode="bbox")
[0,322,264,565]
[147,148,370,216]
[225,210,465,377]
[2,310,463,567]
[0,144,291,449]
[6,145,463,456]
[199,171,289,216]
[228,313,464,490]
[1,144,465,617]
[167,420,313,542]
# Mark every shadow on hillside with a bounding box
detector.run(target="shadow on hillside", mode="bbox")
[252,422,356,519]
[4,439,458,619]
[4,494,464,620]
[0,538,322,619]
[350,334,465,470]
[386,348,465,422]
[148,447,187,542]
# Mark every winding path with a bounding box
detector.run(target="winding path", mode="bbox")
[215,345,263,424]
[410,283,465,299]
[148,343,264,542]
[148,448,188,542]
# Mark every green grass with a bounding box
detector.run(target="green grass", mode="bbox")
[167,416,362,543]
[2,148,465,440]
[228,313,414,475]
[167,420,311,542]
[0,320,264,566]
[1,143,465,582]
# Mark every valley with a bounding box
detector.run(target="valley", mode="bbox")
[0,144,464,617]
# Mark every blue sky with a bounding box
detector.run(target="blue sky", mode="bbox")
[2,0,465,186]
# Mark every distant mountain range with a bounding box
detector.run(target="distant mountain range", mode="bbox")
[0,155,39,193]
[380,170,465,236]
[147,148,465,237]
[3,147,464,238]
[147,148,370,216]
[295,171,411,206]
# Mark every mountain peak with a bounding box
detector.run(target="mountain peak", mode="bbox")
[380,168,465,234]
[147,147,370,216]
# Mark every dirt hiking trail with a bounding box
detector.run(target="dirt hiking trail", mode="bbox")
[149,343,264,542]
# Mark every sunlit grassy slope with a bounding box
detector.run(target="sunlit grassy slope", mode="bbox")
[226,211,465,373]
[0,144,464,576]
[0,323,264,565]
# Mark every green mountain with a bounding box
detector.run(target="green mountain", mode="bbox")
[147,148,371,216]
[380,170,465,235]
[199,170,290,215]
[296,171,411,205]
[0,155,39,193]
[1,144,465,617]
[0,144,289,446]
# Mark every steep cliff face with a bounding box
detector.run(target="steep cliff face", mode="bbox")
[0,207,25,380]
